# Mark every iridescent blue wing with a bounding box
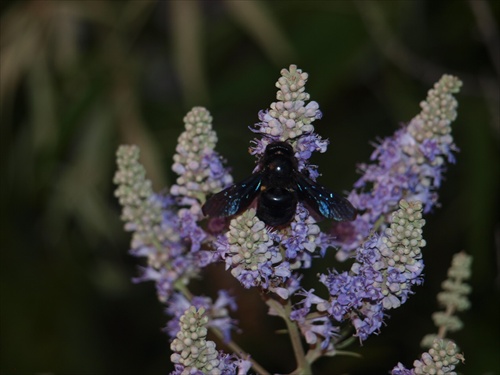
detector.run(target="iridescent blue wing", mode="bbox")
[202,173,262,218]
[295,173,357,222]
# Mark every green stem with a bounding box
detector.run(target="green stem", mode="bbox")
[305,346,323,365]
[267,298,311,375]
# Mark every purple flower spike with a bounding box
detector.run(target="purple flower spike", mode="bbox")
[331,75,462,260]
[114,108,235,304]
[317,200,426,341]
[171,106,233,209]
[250,65,326,159]
[215,209,295,299]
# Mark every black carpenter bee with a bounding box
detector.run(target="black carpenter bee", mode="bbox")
[202,141,356,227]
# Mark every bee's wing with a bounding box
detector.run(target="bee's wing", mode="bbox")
[295,173,357,222]
[202,173,262,217]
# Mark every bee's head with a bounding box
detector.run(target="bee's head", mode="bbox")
[263,141,294,158]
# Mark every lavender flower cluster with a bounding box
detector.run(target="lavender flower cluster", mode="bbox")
[114,65,463,374]
[292,199,426,343]
[331,75,462,260]
[114,109,248,372]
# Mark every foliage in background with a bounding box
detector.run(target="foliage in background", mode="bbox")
[1,1,498,374]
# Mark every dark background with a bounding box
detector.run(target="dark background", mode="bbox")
[1,1,499,374]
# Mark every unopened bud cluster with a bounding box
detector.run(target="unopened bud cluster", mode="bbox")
[224,209,277,281]
[407,75,461,167]
[170,306,221,375]
[436,251,472,312]
[114,145,177,269]
[404,74,462,194]
[378,200,426,309]
[257,64,321,140]
[413,339,464,375]
[421,251,472,348]
[114,145,161,228]
[171,107,232,202]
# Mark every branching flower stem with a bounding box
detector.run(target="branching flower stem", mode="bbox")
[266,298,311,375]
